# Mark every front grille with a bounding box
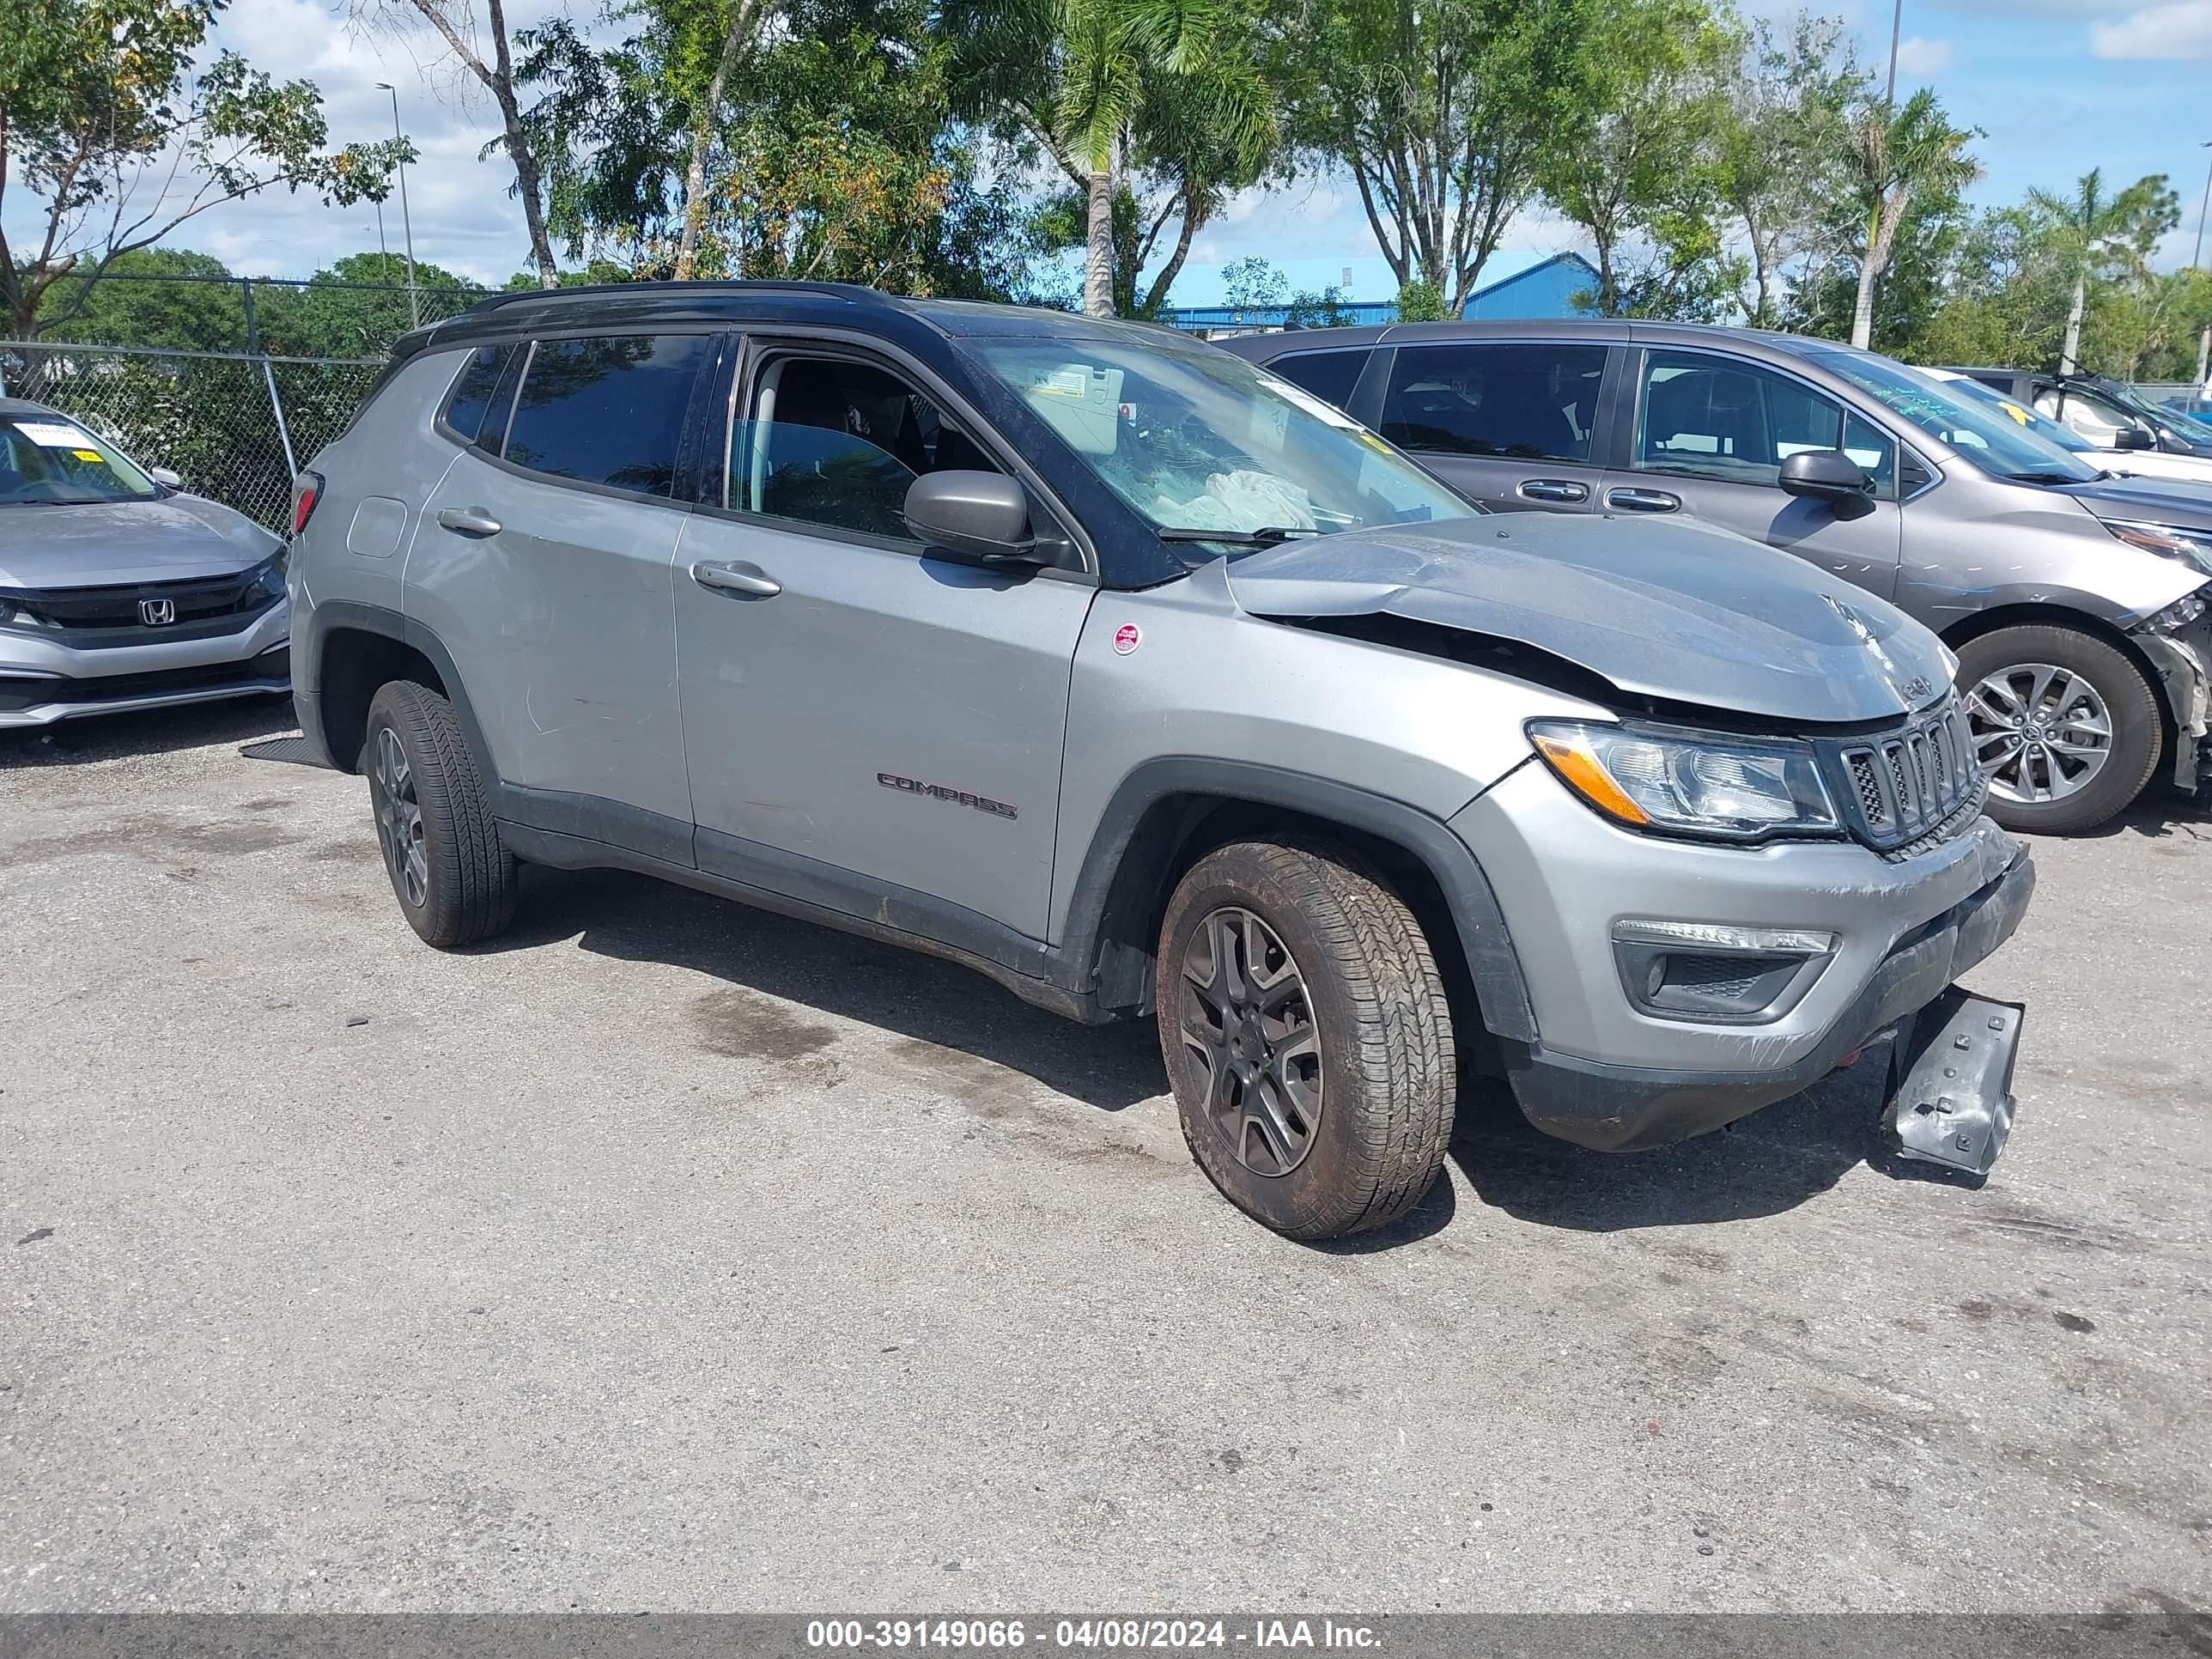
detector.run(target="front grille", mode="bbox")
[1828,696,1984,853]
[3,569,272,632]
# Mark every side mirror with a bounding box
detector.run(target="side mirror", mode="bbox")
[903,471,1061,568]
[148,466,183,491]
[2112,427,2154,453]
[1778,449,1873,515]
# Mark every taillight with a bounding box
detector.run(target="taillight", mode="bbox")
[290,471,325,537]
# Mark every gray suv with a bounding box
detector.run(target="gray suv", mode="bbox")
[1222,323,2212,835]
[288,284,2035,1238]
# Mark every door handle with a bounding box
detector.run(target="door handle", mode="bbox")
[1518,478,1590,504]
[690,560,781,599]
[1606,487,1680,513]
[435,506,502,538]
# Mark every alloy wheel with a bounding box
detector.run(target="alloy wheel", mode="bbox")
[368,725,429,908]
[1176,906,1324,1177]
[1965,661,2114,806]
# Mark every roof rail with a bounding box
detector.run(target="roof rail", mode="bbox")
[450,278,898,319]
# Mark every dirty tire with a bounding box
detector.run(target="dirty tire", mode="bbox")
[1954,625,2161,836]
[362,680,517,948]
[1158,838,1455,1240]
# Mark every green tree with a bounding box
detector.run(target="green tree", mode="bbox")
[1717,15,1862,327]
[1395,277,1447,322]
[0,0,403,338]
[257,252,483,356]
[1844,88,1978,349]
[1221,255,1288,311]
[1538,0,1741,318]
[1278,0,1595,314]
[2026,170,2179,374]
[34,247,246,349]
[950,0,1275,316]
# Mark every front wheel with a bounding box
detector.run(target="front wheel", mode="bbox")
[1157,838,1456,1240]
[1955,625,2162,836]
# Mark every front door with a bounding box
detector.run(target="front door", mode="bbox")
[1601,347,1905,598]
[673,347,1093,943]
[1374,339,1612,513]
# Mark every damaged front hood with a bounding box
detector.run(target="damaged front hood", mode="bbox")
[1224,514,1954,725]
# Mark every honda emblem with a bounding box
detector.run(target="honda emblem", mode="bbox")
[139,598,177,626]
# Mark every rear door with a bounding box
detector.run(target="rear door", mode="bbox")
[1373,339,1613,513]
[672,341,1093,943]
[407,330,720,854]
[1600,346,1905,598]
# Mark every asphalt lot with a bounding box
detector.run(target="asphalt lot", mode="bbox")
[3,698,2208,1615]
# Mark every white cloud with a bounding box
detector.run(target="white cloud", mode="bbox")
[2091,0,2212,55]
[1893,35,1955,73]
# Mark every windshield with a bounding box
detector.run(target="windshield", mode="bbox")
[0,416,158,505]
[1804,350,2102,484]
[1932,374,2099,454]
[2112,384,2212,447]
[963,337,1473,550]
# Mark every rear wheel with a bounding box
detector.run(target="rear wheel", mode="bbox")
[362,680,517,947]
[1955,625,2161,835]
[1157,838,1455,1240]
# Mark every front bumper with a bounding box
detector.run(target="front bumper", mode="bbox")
[0,602,291,728]
[1451,759,2034,1152]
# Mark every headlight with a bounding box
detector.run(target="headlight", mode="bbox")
[1528,720,1841,842]
[2106,519,2212,574]
[248,552,288,601]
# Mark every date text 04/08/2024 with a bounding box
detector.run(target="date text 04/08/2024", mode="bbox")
[805,1620,1382,1650]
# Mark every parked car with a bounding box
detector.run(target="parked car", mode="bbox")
[289,283,2037,1236]
[1921,368,2212,490]
[1948,368,2212,462]
[0,398,290,730]
[1221,322,2212,835]
[2162,396,2212,422]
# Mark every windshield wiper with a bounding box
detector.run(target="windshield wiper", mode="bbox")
[1155,525,1320,547]
[2002,471,2088,485]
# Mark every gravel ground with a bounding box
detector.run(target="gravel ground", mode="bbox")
[2,699,2207,1614]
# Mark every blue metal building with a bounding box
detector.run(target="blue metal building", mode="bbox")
[1160,252,1600,335]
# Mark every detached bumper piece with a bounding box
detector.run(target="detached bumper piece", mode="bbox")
[1881,988,2025,1177]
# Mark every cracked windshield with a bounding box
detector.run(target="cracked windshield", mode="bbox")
[966,337,1472,551]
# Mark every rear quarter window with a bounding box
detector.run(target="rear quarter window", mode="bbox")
[438,343,520,447]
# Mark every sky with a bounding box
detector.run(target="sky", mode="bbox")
[6,0,2209,306]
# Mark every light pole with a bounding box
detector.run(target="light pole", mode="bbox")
[1884,0,1904,105]
[2196,141,2211,390]
[375,82,420,330]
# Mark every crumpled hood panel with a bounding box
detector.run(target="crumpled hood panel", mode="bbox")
[1224,513,1954,725]
[0,495,280,589]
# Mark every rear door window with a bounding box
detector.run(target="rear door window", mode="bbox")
[1379,343,1607,463]
[501,333,715,499]
[1265,349,1369,412]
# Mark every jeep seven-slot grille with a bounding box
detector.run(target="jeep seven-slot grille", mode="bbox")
[1829,696,1983,852]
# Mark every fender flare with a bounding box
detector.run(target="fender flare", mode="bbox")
[299,599,497,781]
[1057,757,1539,1042]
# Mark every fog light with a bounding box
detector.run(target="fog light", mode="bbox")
[1611,919,1838,1025]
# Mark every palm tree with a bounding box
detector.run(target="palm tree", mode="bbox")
[950,0,1273,316]
[2027,169,2173,374]
[1845,88,1978,349]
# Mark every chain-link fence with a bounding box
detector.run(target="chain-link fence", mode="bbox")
[2,273,495,532]
[1,342,386,532]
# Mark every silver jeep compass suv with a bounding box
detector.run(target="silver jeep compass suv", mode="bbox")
[287,284,2036,1238]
